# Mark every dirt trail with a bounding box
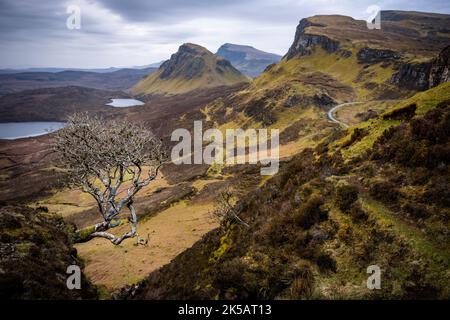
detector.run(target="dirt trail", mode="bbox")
[327,100,399,127]
[327,102,363,127]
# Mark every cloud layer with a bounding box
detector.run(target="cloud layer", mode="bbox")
[0,0,449,68]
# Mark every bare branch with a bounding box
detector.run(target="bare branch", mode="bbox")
[211,189,249,229]
[53,113,167,245]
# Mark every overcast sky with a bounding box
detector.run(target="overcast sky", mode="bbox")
[0,0,449,68]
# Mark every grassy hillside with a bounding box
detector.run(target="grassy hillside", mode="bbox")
[330,82,450,159]
[123,82,450,300]
[256,46,398,101]
[2,11,448,300]
[132,43,249,96]
[197,12,450,162]
[198,44,399,161]
[0,86,126,122]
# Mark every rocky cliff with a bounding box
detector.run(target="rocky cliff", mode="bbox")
[285,19,339,59]
[391,45,450,91]
[285,12,450,61]
[429,45,450,87]
[390,62,432,91]
[357,47,400,64]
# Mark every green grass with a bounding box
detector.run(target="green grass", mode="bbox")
[341,119,400,159]
[209,224,234,263]
[381,81,450,116]
[254,46,397,101]
[361,197,450,266]
[332,82,450,160]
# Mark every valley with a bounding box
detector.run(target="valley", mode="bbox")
[0,8,449,301]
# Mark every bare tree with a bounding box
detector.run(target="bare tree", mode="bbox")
[211,189,249,229]
[53,113,166,245]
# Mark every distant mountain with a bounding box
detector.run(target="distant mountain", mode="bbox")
[0,67,157,95]
[132,61,167,69]
[0,62,164,74]
[216,43,282,77]
[0,86,126,122]
[132,43,249,96]
[0,67,121,74]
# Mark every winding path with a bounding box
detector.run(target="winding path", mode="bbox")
[327,100,400,128]
[327,102,364,128]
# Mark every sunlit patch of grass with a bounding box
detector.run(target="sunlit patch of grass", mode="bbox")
[340,119,400,159]
[191,179,222,192]
[331,82,450,161]
[381,82,450,116]
[75,201,217,291]
[279,135,317,159]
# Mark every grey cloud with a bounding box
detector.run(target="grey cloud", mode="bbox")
[96,0,258,22]
[0,0,449,68]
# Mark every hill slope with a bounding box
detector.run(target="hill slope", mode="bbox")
[132,43,249,96]
[123,82,450,300]
[0,205,97,299]
[216,43,282,77]
[119,11,450,300]
[200,11,450,148]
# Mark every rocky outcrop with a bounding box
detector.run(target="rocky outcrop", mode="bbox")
[311,93,336,110]
[284,94,301,108]
[285,19,339,60]
[283,93,335,110]
[390,62,431,91]
[357,48,401,64]
[0,205,97,299]
[429,45,450,87]
[390,45,450,91]
[159,44,208,80]
[340,50,352,58]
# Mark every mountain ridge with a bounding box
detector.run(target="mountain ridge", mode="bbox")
[0,67,157,95]
[286,11,450,60]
